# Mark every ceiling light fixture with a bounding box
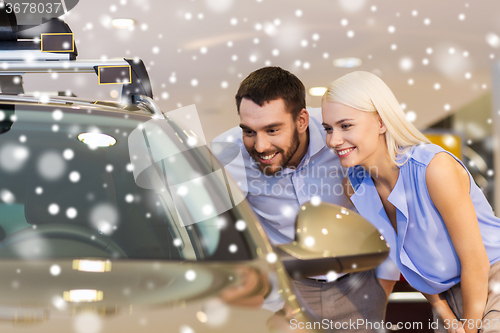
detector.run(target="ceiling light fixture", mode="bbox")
[111,19,135,29]
[332,57,363,68]
[63,289,103,302]
[308,87,327,97]
[78,133,117,147]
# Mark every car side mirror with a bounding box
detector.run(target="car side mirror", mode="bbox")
[275,202,389,278]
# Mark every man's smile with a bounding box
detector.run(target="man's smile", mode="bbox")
[258,152,279,164]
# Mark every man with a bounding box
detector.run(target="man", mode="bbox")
[212,67,398,330]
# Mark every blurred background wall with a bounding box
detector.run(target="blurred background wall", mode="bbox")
[21,0,500,211]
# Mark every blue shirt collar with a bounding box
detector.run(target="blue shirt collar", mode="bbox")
[350,164,409,237]
[297,120,327,167]
[387,170,408,219]
[308,119,326,158]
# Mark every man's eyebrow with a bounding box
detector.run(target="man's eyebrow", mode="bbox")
[239,122,284,130]
[262,122,284,129]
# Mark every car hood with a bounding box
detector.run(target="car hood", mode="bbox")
[0,259,318,333]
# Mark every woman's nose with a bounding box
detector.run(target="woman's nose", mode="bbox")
[327,130,344,148]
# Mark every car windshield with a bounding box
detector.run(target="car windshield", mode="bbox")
[0,103,253,261]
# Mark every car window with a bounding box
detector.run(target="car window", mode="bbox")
[0,104,253,261]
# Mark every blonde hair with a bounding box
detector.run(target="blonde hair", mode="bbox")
[322,71,430,166]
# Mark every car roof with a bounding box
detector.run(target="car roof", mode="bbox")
[0,13,158,117]
[0,94,155,119]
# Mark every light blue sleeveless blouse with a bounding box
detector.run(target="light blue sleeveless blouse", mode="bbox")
[348,143,500,294]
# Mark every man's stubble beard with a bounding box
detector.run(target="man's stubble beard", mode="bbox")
[249,127,301,176]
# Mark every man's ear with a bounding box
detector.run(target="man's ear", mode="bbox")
[296,108,309,134]
[377,114,387,134]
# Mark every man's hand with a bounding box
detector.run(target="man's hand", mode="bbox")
[219,266,270,308]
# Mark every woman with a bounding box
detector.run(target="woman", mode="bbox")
[321,71,500,333]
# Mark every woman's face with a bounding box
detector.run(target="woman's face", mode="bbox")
[321,101,387,168]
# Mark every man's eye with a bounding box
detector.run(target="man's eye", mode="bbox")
[243,130,255,135]
[267,129,278,133]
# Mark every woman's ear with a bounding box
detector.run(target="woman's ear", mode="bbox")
[378,115,387,134]
[296,108,309,134]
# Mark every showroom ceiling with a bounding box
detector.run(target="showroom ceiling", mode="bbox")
[22,0,500,140]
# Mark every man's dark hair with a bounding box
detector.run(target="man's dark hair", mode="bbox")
[235,67,306,120]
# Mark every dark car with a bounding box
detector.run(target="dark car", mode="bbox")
[0,11,389,333]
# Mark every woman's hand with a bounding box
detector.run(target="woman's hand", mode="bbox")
[424,293,465,333]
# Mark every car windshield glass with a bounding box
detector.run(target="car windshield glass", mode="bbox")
[0,103,253,261]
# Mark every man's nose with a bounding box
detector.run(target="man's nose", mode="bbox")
[254,134,271,153]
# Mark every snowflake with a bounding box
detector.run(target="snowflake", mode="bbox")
[399,57,414,71]
[125,194,134,203]
[66,207,78,219]
[310,196,321,206]
[185,270,196,281]
[266,252,277,263]
[235,220,246,231]
[50,264,61,276]
[48,203,60,215]
[486,33,500,48]
[0,189,15,204]
[69,171,81,182]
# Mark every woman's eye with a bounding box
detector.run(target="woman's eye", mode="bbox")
[323,127,333,133]
[341,124,351,130]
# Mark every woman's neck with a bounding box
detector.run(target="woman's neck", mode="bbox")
[361,139,400,191]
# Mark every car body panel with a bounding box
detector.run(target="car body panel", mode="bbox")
[0,98,325,332]
[0,259,319,333]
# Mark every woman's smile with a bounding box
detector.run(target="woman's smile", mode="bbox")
[336,147,356,157]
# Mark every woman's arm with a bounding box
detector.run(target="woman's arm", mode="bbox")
[423,293,465,333]
[378,279,396,298]
[426,152,490,333]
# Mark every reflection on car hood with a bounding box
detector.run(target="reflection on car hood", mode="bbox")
[0,259,315,333]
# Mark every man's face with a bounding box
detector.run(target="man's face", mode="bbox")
[239,98,300,176]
